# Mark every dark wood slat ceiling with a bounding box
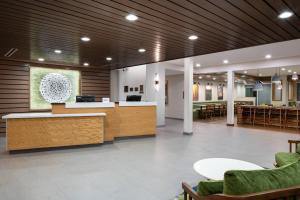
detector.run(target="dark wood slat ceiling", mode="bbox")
[0,0,299,69]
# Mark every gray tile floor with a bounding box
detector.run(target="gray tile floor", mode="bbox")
[0,118,299,200]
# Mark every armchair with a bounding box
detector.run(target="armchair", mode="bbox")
[275,140,300,167]
[182,160,300,200]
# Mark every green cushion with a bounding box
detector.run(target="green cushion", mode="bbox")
[223,161,300,195]
[275,152,300,167]
[197,180,223,196]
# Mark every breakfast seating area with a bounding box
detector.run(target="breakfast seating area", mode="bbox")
[193,101,254,120]
[238,105,300,129]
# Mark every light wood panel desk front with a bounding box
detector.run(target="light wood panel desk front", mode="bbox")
[3,113,105,151]
[52,102,157,141]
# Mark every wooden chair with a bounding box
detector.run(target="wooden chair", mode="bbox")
[219,104,226,117]
[237,106,252,125]
[269,107,283,128]
[253,106,267,126]
[182,182,300,200]
[285,108,299,129]
[203,104,214,119]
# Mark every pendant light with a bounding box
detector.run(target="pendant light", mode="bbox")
[277,83,282,90]
[253,69,263,91]
[271,68,281,83]
[292,72,298,81]
[253,81,263,91]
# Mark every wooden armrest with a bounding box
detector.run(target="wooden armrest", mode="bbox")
[182,182,202,200]
[288,140,300,144]
[288,140,300,153]
[212,185,300,200]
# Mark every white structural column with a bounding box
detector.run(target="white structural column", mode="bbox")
[227,70,235,126]
[145,63,165,126]
[183,58,193,134]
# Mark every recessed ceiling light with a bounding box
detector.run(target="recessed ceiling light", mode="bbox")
[223,60,229,64]
[126,14,138,21]
[81,36,90,42]
[196,63,201,67]
[212,77,216,80]
[288,69,292,73]
[83,62,89,66]
[188,35,198,40]
[54,49,62,54]
[38,58,44,62]
[281,68,286,71]
[278,11,293,19]
[244,70,247,74]
[106,57,112,61]
[198,76,202,79]
[265,54,272,59]
[138,48,146,53]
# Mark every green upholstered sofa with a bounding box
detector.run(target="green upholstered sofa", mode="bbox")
[182,160,300,200]
[275,140,300,167]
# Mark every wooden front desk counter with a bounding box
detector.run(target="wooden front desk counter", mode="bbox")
[2,113,106,151]
[52,101,157,141]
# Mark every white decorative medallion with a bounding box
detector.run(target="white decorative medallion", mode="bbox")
[40,73,72,103]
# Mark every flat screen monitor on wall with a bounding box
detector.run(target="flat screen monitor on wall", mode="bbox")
[126,95,141,102]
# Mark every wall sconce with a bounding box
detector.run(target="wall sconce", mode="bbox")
[206,83,212,90]
[154,73,160,91]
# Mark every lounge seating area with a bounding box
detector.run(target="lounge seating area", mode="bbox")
[182,140,300,200]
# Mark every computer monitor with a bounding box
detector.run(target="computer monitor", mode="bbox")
[126,95,142,102]
[76,96,95,102]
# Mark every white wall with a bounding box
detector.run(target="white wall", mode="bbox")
[165,75,184,119]
[110,70,119,102]
[196,81,245,102]
[145,63,166,126]
[118,65,146,101]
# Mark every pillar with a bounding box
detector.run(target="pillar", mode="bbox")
[183,58,193,134]
[227,70,235,126]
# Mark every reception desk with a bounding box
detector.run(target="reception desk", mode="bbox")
[3,112,106,151]
[52,101,157,141]
[2,101,157,151]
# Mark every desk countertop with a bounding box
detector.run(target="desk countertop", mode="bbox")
[65,102,115,108]
[2,112,106,119]
[118,101,157,107]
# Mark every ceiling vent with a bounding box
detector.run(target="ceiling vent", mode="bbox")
[4,48,18,57]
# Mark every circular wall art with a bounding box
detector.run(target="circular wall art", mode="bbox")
[39,73,72,103]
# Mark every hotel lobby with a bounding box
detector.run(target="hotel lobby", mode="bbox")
[1,1,300,200]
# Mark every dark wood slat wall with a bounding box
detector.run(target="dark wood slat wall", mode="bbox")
[0,59,110,135]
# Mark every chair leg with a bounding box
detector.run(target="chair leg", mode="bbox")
[184,191,187,200]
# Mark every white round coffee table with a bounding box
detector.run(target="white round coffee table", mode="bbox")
[193,158,263,180]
